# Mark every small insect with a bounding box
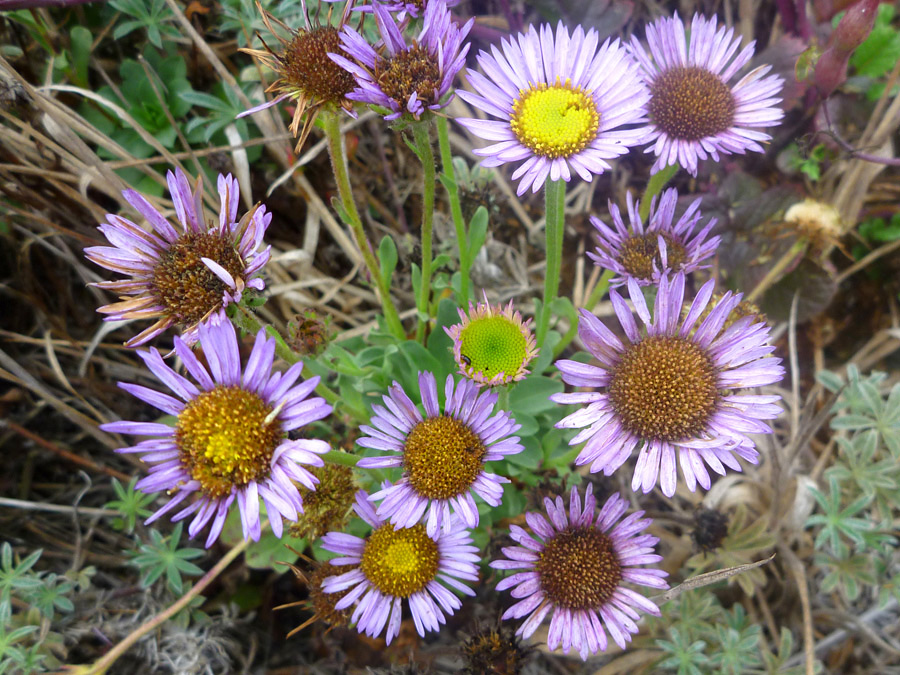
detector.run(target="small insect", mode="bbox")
[460,354,471,366]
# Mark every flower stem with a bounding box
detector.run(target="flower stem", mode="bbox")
[81,538,251,675]
[324,450,360,467]
[412,121,436,343]
[583,269,614,312]
[537,178,566,347]
[436,115,469,303]
[322,110,405,340]
[746,239,808,303]
[497,385,510,412]
[639,163,679,222]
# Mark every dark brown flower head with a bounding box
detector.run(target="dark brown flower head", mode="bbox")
[240,1,357,151]
[649,66,736,141]
[290,462,357,540]
[278,558,353,636]
[460,621,535,675]
[609,336,719,443]
[536,526,623,610]
[691,507,730,552]
[375,43,442,115]
[288,310,331,358]
[618,232,688,281]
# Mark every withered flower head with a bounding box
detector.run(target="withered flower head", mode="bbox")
[239,0,358,150]
[460,621,535,674]
[289,462,357,539]
[278,558,354,636]
[691,507,730,552]
[288,310,331,358]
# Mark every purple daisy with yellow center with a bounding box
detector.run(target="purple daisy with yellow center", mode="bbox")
[628,13,785,175]
[102,320,331,547]
[551,273,784,497]
[357,372,523,536]
[328,0,473,120]
[491,484,668,660]
[588,188,721,287]
[85,169,271,347]
[444,291,539,386]
[320,488,479,644]
[456,22,649,195]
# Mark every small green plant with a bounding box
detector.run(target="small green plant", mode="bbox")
[105,477,156,533]
[128,522,205,594]
[109,0,182,50]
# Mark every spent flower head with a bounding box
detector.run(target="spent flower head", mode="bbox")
[238,0,358,150]
[551,273,785,498]
[491,484,668,659]
[85,169,271,348]
[279,559,354,636]
[628,13,785,175]
[329,0,473,120]
[456,22,649,195]
[444,291,538,385]
[357,372,523,536]
[102,321,332,547]
[588,188,720,287]
[320,488,479,644]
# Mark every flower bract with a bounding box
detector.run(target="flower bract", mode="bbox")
[357,372,523,535]
[491,484,668,659]
[456,22,649,195]
[551,273,784,497]
[320,488,479,644]
[102,321,332,547]
[628,13,785,175]
[85,169,271,348]
[588,188,721,287]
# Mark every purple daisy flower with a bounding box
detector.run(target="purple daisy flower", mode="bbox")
[628,13,785,175]
[491,484,668,659]
[85,169,271,347]
[456,22,649,195]
[328,0,473,120]
[551,273,784,498]
[320,488,479,644]
[102,320,331,547]
[587,188,721,287]
[357,372,523,536]
[354,0,461,21]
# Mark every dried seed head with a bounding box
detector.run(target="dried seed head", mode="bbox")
[691,507,730,552]
[460,622,534,674]
[290,463,356,540]
[281,26,357,107]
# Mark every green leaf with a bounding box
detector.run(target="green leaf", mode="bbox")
[850,4,900,78]
[467,206,489,260]
[509,376,563,415]
[70,26,92,88]
[378,235,399,290]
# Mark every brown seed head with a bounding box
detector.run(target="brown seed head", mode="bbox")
[536,526,622,610]
[691,507,730,552]
[609,336,718,442]
[281,25,357,106]
[649,66,736,140]
[460,622,534,675]
[403,416,486,500]
[290,463,356,540]
[150,232,244,328]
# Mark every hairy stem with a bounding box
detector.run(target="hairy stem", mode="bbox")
[413,121,436,342]
[436,115,470,303]
[639,164,679,222]
[537,178,566,346]
[322,110,405,339]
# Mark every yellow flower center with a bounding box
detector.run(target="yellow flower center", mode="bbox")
[609,335,718,442]
[360,523,440,597]
[176,386,282,498]
[458,315,530,383]
[403,416,487,500]
[648,66,736,141]
[618,233,688,281]
[151,232,245,328]
[536,526,622,610]
[510,79,600,159]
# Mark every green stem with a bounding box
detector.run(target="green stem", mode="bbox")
[639,163,679,222]
[436,115,469,304]
[322,110,405,340]
[496,385,510,412]
[324,450,360,467]
[583,269,615,312]
[413,121,436,343]
[82,538,251,674]
[537,178,566,347]
[746,240,808,303]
